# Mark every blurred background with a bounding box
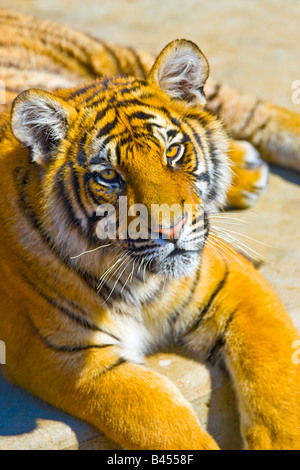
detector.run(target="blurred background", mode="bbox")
[1,0,300,111]
[0,0,299,450]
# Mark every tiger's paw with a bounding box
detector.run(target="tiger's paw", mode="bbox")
[226,140,269,209]
[243,423,300,450]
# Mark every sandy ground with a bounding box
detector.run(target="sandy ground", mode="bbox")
[0,0,299,450]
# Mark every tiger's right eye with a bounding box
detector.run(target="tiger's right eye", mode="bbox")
[93,168,122,187]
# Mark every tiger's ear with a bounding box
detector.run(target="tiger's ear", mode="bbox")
[11,89,76,165]
[148,39,209,106]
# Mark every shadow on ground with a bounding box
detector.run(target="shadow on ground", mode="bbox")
[270,164,300,186]
[0,368,119,449]
[0,360,242,449]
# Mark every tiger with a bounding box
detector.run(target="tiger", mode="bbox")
[0,10,299,450]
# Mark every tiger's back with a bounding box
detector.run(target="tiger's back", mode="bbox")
[0,9,153,111]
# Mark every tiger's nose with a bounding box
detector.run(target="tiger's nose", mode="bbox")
[152,216,186,240]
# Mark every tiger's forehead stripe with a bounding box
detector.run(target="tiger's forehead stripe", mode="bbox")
[71,81,184,169]
[65,78,227,207]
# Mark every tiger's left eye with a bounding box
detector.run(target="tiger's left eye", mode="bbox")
[100,169,118,181]
[166,144,183,164]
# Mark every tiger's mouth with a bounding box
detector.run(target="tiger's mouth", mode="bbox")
[125,216,209,279]
[142,244,202,279]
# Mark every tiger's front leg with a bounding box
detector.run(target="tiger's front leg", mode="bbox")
[180,241,300,450]
[3,324,218,450]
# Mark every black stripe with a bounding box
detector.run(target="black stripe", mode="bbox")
[206,132,220,167]
[84,175,108,206]
[77,135,88,168]
[194,115,222,168]
[97,117,119,139]
[77,146,87,167]
[70,165,90,224]
[119,85,145,95]
[68,82,99,100]
[34,264,98,321]
[41,339,115,353]
[205,138,222,202]
[22,271,121,341]
[239,99,261,132]
[54,163,82,229]
[146,122,163,133]
[115,97,146,108]
[115,136,133,165]
[129,111,156,121]
[206,308,237,365]
[197,171,210,182]
[128,47,148,78]
[169,268,201,327]
[222,307,237,338]
[95,104,112,124]
[99,358,128,376]
[183,118,206,174]
[85,93,106,106]
[0,84,23,93]
[205,83,221,102]
[167,129,178,139]
[97,39,122,73]
[0,59,63,74]
[248,117,270,141]
[26,314,118,354]
[115,142,122,166]
[0,29,96,76]
[184,265,229,337]
[90,154,105,165]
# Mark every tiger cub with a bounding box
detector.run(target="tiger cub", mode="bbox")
[0,12,299,450]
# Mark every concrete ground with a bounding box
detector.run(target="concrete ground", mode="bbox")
[0,0,299,450]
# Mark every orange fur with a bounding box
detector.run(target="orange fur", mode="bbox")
[0,12,299,450]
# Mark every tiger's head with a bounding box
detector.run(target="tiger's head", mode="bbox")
[11,40,230,291]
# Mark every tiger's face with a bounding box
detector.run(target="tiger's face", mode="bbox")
[11,40,231,283]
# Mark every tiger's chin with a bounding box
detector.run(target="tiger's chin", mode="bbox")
[146,249,201,280]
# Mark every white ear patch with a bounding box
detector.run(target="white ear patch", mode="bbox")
[11,90,73,165]
[148,39,209,106]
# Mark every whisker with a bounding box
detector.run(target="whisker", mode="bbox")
[210,220,249,227]
[195,261,218,282]
[209,233,247,270]
[211,226,271,247]
[97,250,127,291]
[104,255,133,303]
[213,233,262,263]
[70,243,112,259]
[121,259,136,293]
[210,214,250,224]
